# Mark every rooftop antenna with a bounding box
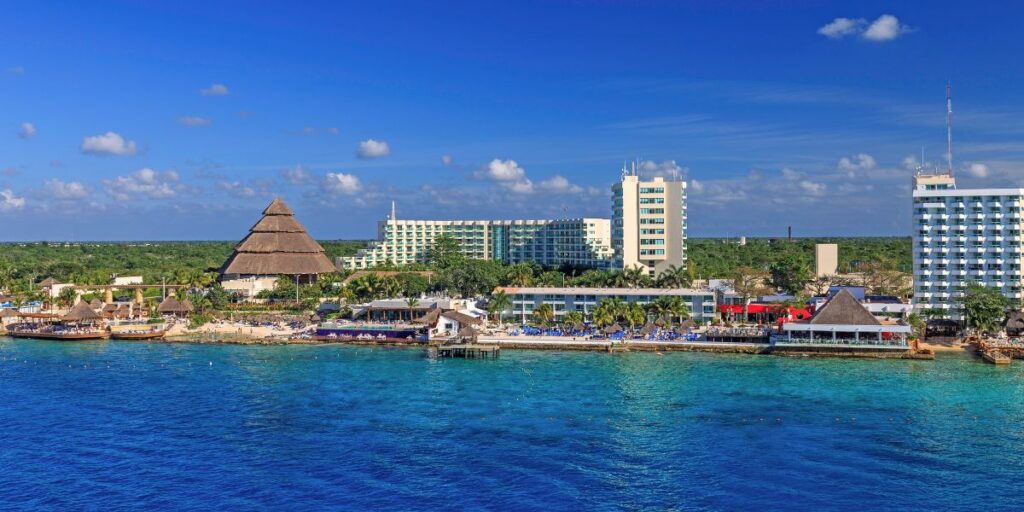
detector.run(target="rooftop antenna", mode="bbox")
[946,82,954,175]
[390,200,396,221]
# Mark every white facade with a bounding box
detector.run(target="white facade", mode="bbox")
[612,170,687,275]
[494,286,716,323]
[339,215,613,269]
[911,173,1024,320]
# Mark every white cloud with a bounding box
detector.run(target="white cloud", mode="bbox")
[478,158,526,182]
[818,14,910,42]
[781,167,803,180]
[799,180,827,196]
[81,131,138,156]
[965,162,990,178]
[303,126,315,135]
[18,122,36,139]
[817,17,866,39]
[901,154,921,171]
[200,83,230,96]
[441,154,454,166]
[43,179,89,200]
[0,189,25,211]
[218,181,258,198]
[323,172,362,195]
[282,165,312,185]
[177,116,211,127]
[837,153,876,176]
[328,127,340,135]
[863,14,909,42]
[357,139,391,159]
[537,175,583,193]
[103,168,180,200]
[638,160,687,179]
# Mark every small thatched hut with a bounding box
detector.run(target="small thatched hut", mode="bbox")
[604,323,623,334]
[220,198,336,299]
[157,297,191,317]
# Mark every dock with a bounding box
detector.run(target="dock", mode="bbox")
[435,343,500,359]
[982,349,1012,365]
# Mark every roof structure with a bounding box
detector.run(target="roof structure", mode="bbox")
[64,301,103,322]
[157,297,187,314]
[440,311,483,326]
[0,308,18,318]
[38,277,60,287]
[220,198,337,276]
[807,289,880,326]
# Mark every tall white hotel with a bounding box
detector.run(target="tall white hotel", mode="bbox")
[612,164,688,276]
[912,172,1024,319]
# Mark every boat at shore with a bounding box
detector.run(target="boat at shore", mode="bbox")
[314,323,428,343]
[110,330,167,340]
[7,301,110,341]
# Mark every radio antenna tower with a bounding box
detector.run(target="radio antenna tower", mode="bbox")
[946,82,954,175]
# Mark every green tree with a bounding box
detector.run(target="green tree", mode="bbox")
[56,286,78,309]
[623,302,645,330]
[656,264,690,288]
[506,263,535,287]
[768,257,811,295]
[207,284,230,310]
[563,310,583,327]
[426,234,464,269]
[532,303,554,326]
[962,283,1010,334]
[733,266,771,319]
[623,267,651,288]
[487,290,511,324]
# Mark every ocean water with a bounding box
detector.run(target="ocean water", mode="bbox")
[1,339,1023,511]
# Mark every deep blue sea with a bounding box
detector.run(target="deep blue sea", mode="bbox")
[2,338,1023,511]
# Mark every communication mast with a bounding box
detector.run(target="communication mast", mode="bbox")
[946,82,954,175]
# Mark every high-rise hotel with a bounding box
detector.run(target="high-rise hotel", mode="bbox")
[612,165,688,276]
[340,164,689,273]
[912,172,1024,319]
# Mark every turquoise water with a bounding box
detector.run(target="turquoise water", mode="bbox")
[1,338,1023,511]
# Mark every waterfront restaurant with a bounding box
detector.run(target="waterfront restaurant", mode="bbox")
[774,289,911,350]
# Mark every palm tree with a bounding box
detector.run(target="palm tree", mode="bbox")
[623,267,650,289]
[532,303,554,326]
[488,291,511,325]
[563,310,583,328]
[56,286,78,309]
[623,303,645,331]
[507,264,534,287]
[656,264,690,288]
[593,297,624,326]
[405,297,420,321]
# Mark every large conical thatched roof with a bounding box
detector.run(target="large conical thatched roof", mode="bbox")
[64,301,102,322]
[220,198,337,276]
[809,289,880,326]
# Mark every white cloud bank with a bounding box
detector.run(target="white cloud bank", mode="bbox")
[81,131,137,156]
[323,172,362,195]
[818,14,911,42]
[18,122,35,139]
[103,168,180,200]
[177,116,211,127]
[44,179,89,200]
[0,189,25,211]
[357,139,391,159]
[200,83,230,96]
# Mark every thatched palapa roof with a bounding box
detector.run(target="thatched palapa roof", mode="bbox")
[64,301,103,322]
[0,308,18,318]
[220,198,337,276]
[158,297,188,314]
[808,289,880,326]
[38,277,60,287]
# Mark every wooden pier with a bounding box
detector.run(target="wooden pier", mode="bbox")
[435,343,500,359]
[982,349,1011,365]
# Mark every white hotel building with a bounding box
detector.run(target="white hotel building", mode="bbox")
[912,172,1024,319]
[338,210,613,270]
[612,168,687,276]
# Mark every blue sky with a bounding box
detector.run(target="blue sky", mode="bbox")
[3,0,1024,240]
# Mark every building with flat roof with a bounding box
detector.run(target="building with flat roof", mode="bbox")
[911,172,1024,320]
[493,286,716,324]
[612,164,687,276]
[814,243,838,277]
[338,204,612,269]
